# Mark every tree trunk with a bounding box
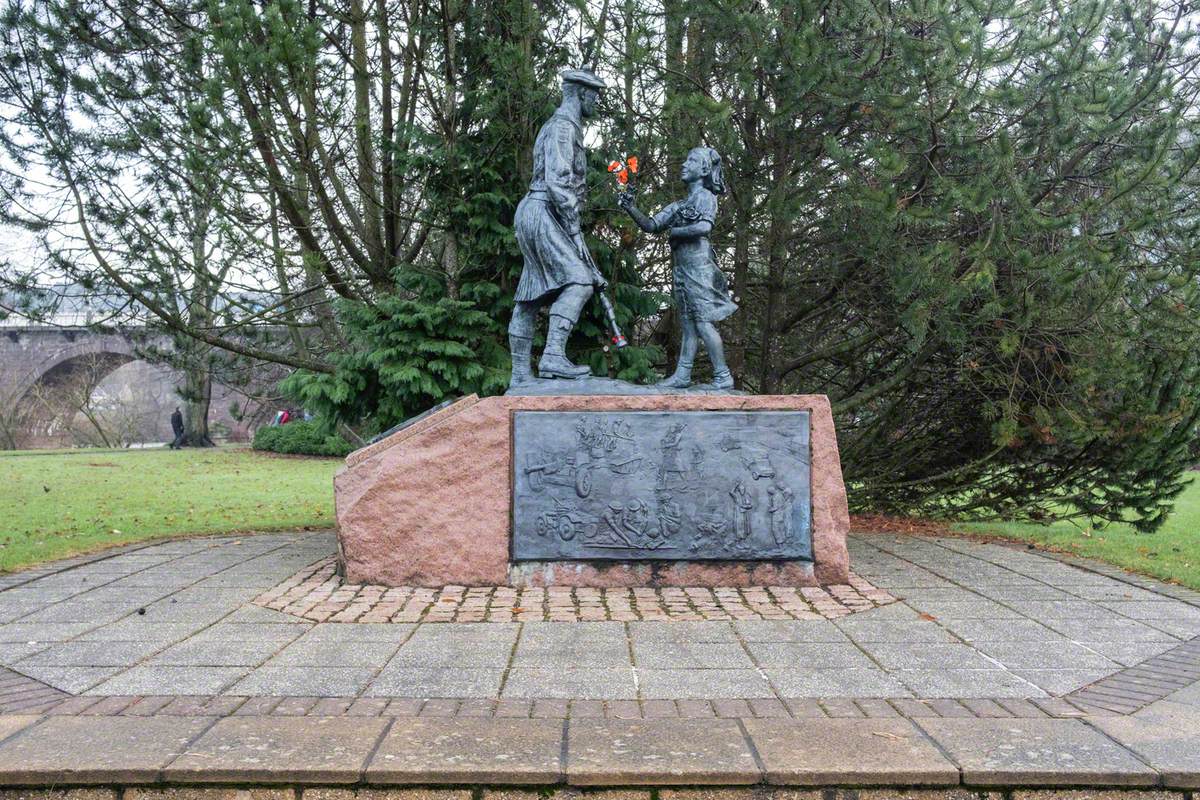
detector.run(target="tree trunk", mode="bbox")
[180,365,214,447]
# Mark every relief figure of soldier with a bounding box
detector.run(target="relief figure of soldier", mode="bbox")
[509,69,609,383]
[618,147,737,388]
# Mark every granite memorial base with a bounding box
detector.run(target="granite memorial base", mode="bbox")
[334,393,850,587]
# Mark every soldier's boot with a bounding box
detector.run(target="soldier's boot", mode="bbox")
[538,314,591,379]
[657,359,693,388]
[509,334,535,385]
[711,367,734,390]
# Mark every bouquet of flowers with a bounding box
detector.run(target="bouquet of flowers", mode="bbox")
[608,155,639,199]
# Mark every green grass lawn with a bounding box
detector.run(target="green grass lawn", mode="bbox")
[956,476,1200,591]
[4,442,1198,592]
[0,446,339,573]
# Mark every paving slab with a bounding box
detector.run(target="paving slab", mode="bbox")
[164,715,388,783]
[269,640,401,667]
[1140,619,1200,639]
[366,668,505,698]
[189,624,311,642]
[366,718,563,784]
[0,642,52,664]
[1015,670,1121,696]
[16,640,169,667]
[401,623,519,645]
[0,717,39,744]
[743,642,872,668]
[86,666,248,696]
[0,623,99,642]
[148,639,288,666]
[76,622,209,643]
[388,637,514,667]
[742,718,959,785]
[628,622,739,644]
[1041,620,1177,642]
[895,669,1046,699]
[511,637,630,668]
[731,620,848,642]
[566,719,759,785]
[291,623,414,642]
[765,668,912,698]
[1162,680,1200,706]
[11,665,122,693]
[502,668,638,700]
[226,667,377,697]
[638,669,774,699]
[1092,702,1200,788]
[0,715,212,784]
[971,641,1120,671]
[834,621,957,643]
[217,606,309,625]
[520,621,629,643]
[632,643,753,669]
[15,602,136,625]
[940,620,1065,642]
[861,643,1001,671]
[915,718,1159,786]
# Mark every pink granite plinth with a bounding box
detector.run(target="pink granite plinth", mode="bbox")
[334,394,851,587]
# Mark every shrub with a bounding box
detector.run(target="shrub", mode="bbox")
[252,420,353,458]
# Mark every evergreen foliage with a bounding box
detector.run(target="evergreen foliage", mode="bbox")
[3,0,1200,529]
[281,286,508,428]
[252,419,353,457]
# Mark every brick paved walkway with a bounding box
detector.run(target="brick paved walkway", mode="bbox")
[2,531,1200,789]
[254,558,897,622]
[1,532,1198,713]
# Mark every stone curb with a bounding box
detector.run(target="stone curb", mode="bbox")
[0,715,1195,789]
[1,694,1129,721]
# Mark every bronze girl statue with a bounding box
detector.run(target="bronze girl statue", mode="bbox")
[618,147,737,389]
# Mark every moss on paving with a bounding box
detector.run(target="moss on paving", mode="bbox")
[0,445,339,572]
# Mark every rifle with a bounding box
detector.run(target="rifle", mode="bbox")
[572,232,628,349]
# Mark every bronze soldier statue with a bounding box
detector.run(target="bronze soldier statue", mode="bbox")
[509,69,608,383]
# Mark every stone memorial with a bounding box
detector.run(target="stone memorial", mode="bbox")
[334,68,850,587]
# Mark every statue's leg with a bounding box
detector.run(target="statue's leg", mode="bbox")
[697,321,734,389]
[658,319,697,388]
[539,284,593,379]
[508,301,539,385]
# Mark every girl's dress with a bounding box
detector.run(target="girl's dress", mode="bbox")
[650,188,737,323]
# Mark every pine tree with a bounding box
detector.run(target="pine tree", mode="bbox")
[5,0,1200,529]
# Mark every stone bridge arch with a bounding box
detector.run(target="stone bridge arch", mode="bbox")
[0,325,278,449]
[8,337,138,406]
[0,329,168,449]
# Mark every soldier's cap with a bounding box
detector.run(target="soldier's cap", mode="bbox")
[562,68,606,91]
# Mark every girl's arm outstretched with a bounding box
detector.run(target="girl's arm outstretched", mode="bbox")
[617,192,674,233]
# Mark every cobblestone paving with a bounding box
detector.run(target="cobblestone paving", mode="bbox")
[254,558,897,622]
[0,532,1198,713]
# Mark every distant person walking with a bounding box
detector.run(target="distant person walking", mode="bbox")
[169,407,185,449]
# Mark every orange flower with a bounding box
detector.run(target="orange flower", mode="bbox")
[627,156,639,173]
[617,169,629,184]
[607,160,624,173]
